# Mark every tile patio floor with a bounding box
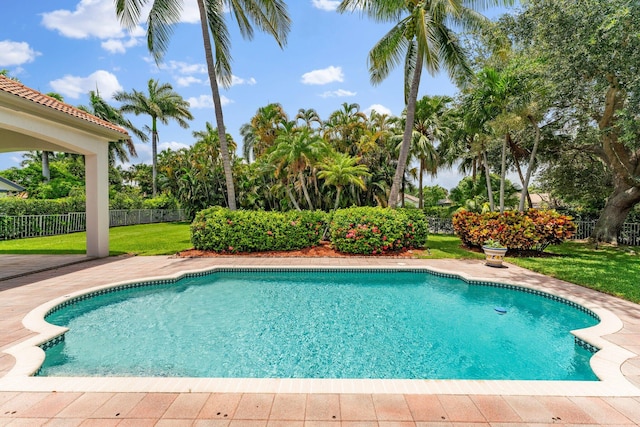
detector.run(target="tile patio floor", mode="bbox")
[1,255,639,426]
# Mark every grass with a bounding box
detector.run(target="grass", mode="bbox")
[1,223,639,303]
[421,235,640,303]
[0,222,192,256]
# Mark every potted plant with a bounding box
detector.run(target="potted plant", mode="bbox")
[482,239,508,267]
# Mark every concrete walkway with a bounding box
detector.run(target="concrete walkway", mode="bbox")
[1,255,639,425]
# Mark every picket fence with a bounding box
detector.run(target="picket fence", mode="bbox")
[0,209,186,240]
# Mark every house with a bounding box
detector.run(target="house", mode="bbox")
[0,176,24,197]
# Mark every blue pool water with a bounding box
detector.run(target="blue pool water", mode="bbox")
[40,270,599,380]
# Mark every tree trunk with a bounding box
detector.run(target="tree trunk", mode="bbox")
[499,133,508,213]
[151,126,158,197]
[418,160,424,209]
[41,151,51,182]
[299,172,314,210]
[591,183,640,243]
[519,117,541,212]
[286,186,301,211]
[389,50,423,208]
[197,0,237,210]
[482,150,495,211]
[334,187,342,210]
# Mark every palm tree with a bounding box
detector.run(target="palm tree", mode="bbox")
[318,152,371,210]
[295,108,323,129]
[79,90,146,165]
[269,127,327,210]
[410,95,451,208]
[115,0,290,210]
[338,0,512,207]
[114,79,193,196]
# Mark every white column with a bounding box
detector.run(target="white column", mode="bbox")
[85,142,110,257]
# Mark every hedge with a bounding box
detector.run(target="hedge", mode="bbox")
[330,207,428,255]
[0,194,177,215]
[452,209,575,252]
[191,207,327,253]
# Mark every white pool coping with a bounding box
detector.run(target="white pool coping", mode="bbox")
[2,264,639,396]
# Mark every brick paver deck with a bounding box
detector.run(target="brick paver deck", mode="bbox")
[1,255,639,425]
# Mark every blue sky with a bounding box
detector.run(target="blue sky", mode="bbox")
[0,0,515,190]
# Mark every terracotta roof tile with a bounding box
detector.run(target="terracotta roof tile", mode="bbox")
[0,75,129,136]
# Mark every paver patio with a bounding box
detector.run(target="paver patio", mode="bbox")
[1,255,639,425]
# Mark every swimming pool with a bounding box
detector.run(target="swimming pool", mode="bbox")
[38,269,599,381]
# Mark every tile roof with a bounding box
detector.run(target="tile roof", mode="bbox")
[0,74,129,136]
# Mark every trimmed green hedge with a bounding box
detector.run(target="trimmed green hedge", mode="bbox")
[0,194,177,215]
[191,207,327,253]
[452,209,575,252]
[330,207,428,255]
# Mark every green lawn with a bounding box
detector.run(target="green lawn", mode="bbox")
[1,224,638,303]
[422,235,640,303]
[0,222,192,256]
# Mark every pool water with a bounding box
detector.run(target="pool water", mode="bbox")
[40,270,599,380]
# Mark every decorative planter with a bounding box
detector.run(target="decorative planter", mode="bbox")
[482,246,508,267]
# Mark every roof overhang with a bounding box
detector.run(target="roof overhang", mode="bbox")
[0,90,127,155]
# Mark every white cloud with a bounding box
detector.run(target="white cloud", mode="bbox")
[311,0,341,12]
[10,156,22,164]
[231,76,257,86]
[50,70,122,100]
[301,66,344,85]
[320,89,356,98]
[158,141,190,152]
[161,60,207,75]
[176,76,204,87]
[41,0,128,39]
[188,94,233,108]
[365,104,393,116]
[101,37,140,54]
[0,40,41,66]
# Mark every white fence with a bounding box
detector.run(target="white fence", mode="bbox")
[0,209,186,240]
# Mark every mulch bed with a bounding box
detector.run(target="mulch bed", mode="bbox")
[176,241,419,258]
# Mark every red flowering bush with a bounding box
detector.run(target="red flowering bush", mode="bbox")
[452,209,575,252]
[330,207,428,255]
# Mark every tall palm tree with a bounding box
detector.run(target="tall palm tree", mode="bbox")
[79,90,146,165]
[269,127,327,210]
[410,95,451,208]
[114,79,193,196]
[338,0,512,207]
[115,0,290,210]
[318,152,371,210]
[295,108,323,129]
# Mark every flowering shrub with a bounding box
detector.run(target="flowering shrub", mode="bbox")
[191,207,327,253]
[330,207,428,255]
[452,209,575,252]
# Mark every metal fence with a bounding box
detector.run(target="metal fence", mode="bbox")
[426,217,640,246]
[0,209,186,240]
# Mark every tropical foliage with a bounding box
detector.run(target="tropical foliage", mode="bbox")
[191,207,326,252]
[452,209,575,252]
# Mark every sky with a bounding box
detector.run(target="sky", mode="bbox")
[0,0,515,191]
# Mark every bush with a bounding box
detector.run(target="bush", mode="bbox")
[330,207,428,255]
[190,207,328,253]
[452,209,575,252]
[0,196,86,216]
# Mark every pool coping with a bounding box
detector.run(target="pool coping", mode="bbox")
[2,262,639,397]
